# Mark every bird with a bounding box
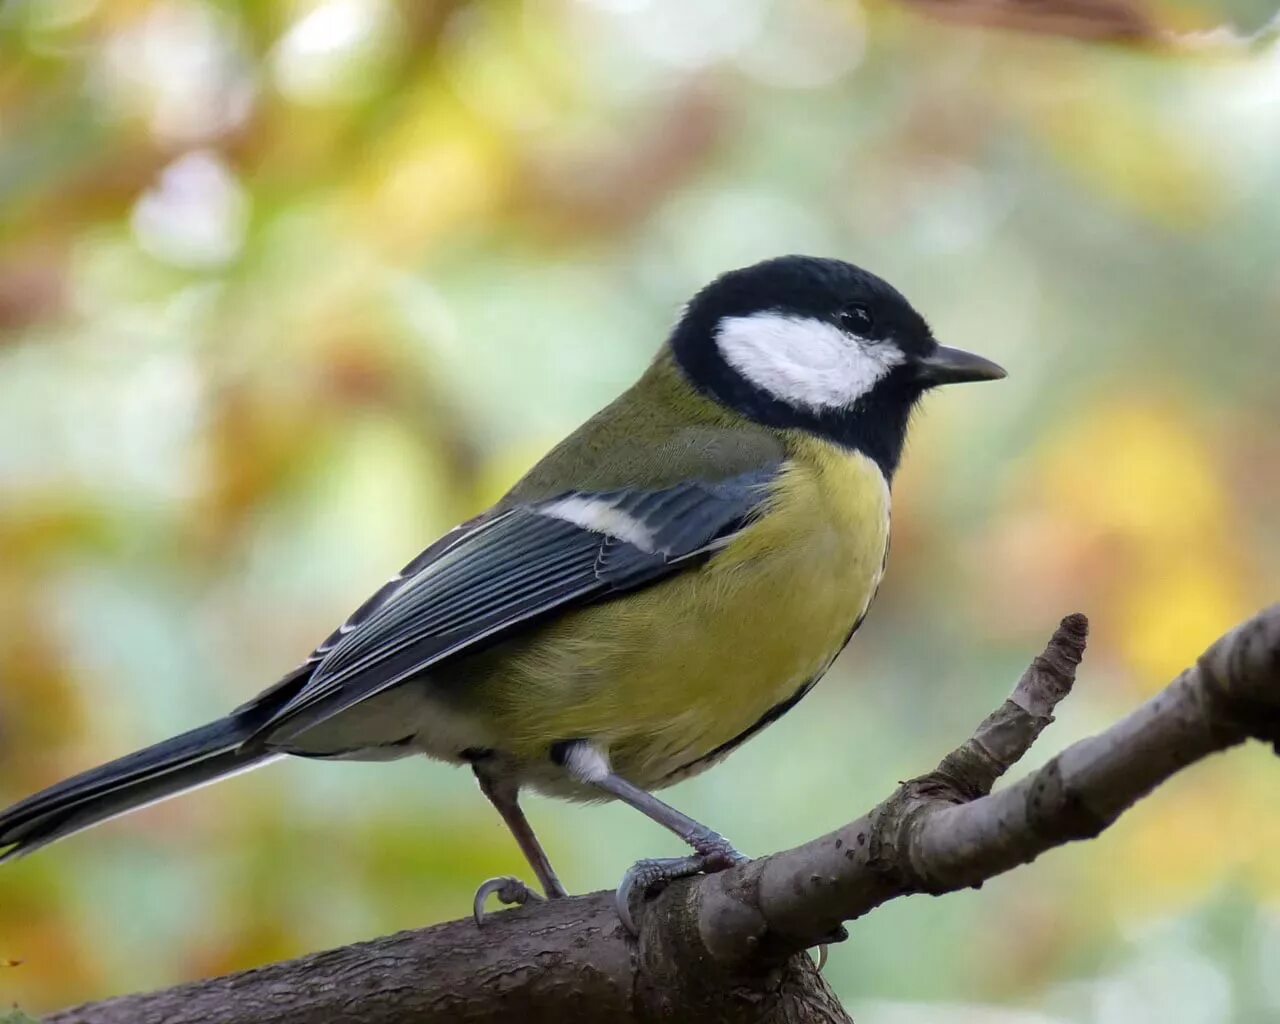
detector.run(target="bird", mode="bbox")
[0,255,1005,932]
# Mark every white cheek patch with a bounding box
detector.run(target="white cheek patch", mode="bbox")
[715,312,905,412]
[539,496,657,553]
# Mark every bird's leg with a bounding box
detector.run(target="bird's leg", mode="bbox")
[595,772,749,934]
[592,771,746,866]
[472,764,568,924]
[553,740,747,934]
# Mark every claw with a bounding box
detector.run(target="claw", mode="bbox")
[813,924,849,972]
[473,875,544,925]
[616,855,703,935]
[615,843,749,936]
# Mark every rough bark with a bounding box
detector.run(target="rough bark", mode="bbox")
[44,605,1280,1024]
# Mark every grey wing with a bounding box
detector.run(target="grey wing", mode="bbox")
[246,466,780,747]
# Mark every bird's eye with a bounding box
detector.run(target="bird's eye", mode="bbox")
[839,304,874,333]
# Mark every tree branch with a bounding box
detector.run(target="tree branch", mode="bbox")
[46,605,1280,1024]
[899,0,1160,45]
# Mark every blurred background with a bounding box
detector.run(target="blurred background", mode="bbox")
[1,0,1278,1019]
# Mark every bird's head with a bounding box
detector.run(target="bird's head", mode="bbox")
[669,255,1005,477]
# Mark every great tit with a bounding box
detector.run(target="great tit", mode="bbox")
[0,255,1004,929]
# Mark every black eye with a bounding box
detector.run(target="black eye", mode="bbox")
[839,304,874,333]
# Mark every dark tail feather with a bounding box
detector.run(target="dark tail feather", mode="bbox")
[0,716,276,863]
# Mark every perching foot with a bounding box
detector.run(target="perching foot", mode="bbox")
[473,875,544,925]
[615,839,748,935]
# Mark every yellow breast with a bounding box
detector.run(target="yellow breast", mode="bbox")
[480,438,891,791]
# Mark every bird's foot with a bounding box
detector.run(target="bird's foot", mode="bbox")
[473,875,544,925]
[616,836,748,935]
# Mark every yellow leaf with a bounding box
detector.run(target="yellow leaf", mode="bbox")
[1034,399,1228,549]
[1117,557,1248,686]
[345,90,507,257]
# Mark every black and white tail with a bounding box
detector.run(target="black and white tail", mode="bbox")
[0,715,277,863]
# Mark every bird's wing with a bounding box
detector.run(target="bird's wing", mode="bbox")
[248,466,781,746]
